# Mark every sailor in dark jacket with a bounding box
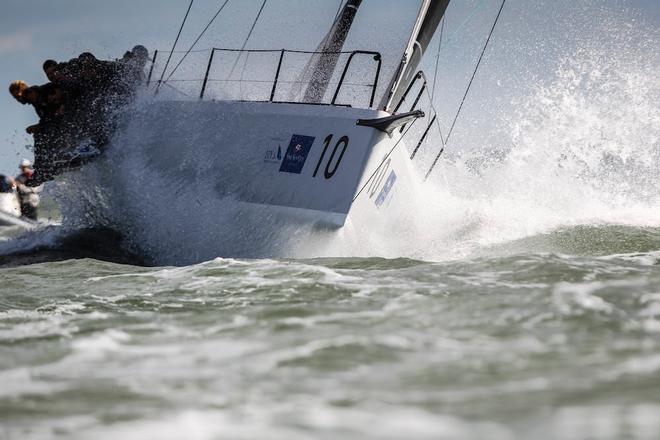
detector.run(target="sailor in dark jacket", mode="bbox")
[9,80,69,182]
[8,47,150,183]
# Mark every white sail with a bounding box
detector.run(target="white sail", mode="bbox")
[302,0,363,103]
[298,0,451,110]
[287,0,441,108]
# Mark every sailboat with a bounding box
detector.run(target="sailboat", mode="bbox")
[102,1,453,262]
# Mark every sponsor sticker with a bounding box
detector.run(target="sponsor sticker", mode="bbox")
[264,144,283,164]
[279,135,315,174]
[375,170,397,207]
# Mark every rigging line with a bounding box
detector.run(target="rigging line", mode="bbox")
[426,0,507,179]
[442,0,488,49]
[165,0,232,83]
[422,13,447,159]
[334,0,346,21]
[410,72,447,159]
[156,49,210,54]
[228,0,268,77]
[430,15,445,103]
[239,51,250,99]
[351,120,419,203]
[444,0,506,146]
[423,102,448,173]
[156,0,194,93]
[162,81,194,99]
[424,145,445,181]
[425,17,448,162]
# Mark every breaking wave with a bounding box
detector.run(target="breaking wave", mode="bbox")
[0,226,144,268]
[292,8,660,262]
[386,8,660,261]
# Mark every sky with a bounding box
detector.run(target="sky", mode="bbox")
[0,0,658,176]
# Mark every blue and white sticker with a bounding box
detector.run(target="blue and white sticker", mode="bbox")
[375,170,397,207]
[280,135,315,174]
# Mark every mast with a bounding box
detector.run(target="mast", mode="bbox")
[303,0,363,103]
[381,0,451,111]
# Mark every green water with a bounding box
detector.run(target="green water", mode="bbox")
[2,226,660,439]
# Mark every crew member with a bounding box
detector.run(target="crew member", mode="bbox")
[9,80,69,183]
[8,47,150,183]
[43,59,60,82]
[8,80,65,133]
[14,160,40,220]
[121,45,149,87]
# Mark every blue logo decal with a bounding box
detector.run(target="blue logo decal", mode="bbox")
[280,135,315,174]
[375,170,397,207]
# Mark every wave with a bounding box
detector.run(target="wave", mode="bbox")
[0,226,144,268]
[391,7,660,261]
[481,225,660,259]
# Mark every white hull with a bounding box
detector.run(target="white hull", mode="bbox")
[0,193,37,230]
[0,192,20,218]
[101,100,420,263]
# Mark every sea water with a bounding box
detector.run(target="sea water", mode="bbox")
[2,244,660,440]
